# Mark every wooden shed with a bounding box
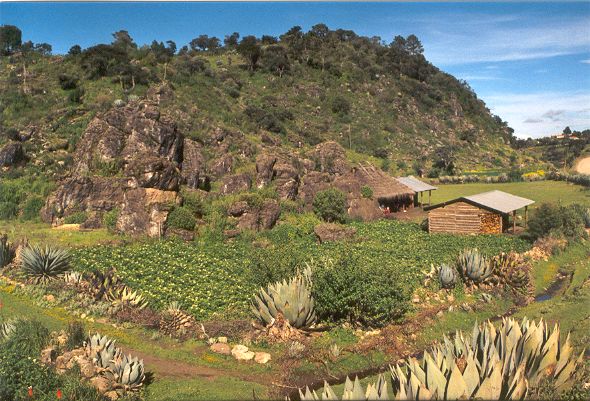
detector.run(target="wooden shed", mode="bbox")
[424,190,535,234]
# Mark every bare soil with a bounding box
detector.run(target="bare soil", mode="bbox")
[575,156,590,174]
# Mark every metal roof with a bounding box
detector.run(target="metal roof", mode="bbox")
[396,176,438,192]
[425,190,534,214]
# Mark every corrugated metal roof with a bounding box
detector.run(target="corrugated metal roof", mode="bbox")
[463,190,535,214]
[396,176,438,192]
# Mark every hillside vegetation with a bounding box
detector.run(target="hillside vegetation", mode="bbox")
[1,25,525,186]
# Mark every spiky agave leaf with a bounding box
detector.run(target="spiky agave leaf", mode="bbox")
[107,285,149,309]
[251,267,316,329]
[85,333,121,369]
[20,244,70,283]
[108,353,145,391]
[456,248,492,284]
[0,319,17,341]
[492,252,533,295]
[437,263,458,289]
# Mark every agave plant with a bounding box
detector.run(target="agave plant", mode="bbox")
[0,234,15,269]
[456,248,492,285]
[87,268,121,300]
[63,271,84,285]
[0,319,16,341]
[437,263,458,289]
[107,285,149,310]
[108,354,145,392]
[20,244,70,283]
[85,333,121,370]
[492,252,533,295]
[251,267,316,329]
[583,208,590,229]
[293,317,584,400]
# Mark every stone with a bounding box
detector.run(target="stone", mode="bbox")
[0,142,26,167]
[182,139,207,189]
[231,344,255,361]
[217,336,228,344]
[209,154,234,178]
[90,376,112,394]
[314,223,356,243]
[255,153,277,188]
[165,228,195,241]
[447,294,455,302]
[44,294,56,303]
[220,173,252,195]
[258,199,280,230]
[40,346,57,365]
[210,342,231,355]
[125,155,182,191]
[77,358,96,378]
[104,391,120,401]
[307,141,349,175]
[254,352,271,364]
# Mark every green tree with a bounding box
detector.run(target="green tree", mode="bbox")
[68,44,82,56]
[237,35,261,70]
[312,188,348,223]
[224,32,240,49]
[261,44,290,77]
[0,25,22,56]
[405,34,424,55]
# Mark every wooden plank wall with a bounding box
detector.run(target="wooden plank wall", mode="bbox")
[428,202,501,234]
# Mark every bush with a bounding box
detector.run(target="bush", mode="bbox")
[58,74,78,90]
[65,321,85,351]
[0,201,19,220]
[0,320,104,401]
[312,188,348,223]
[103,208,120,233]
[21,196,45,221]
[360,186,373,199]
[68,87,84,104]
[64,211,88,224]
[181,190,205,217]
[331,96,351,115]
[167,206,196,231]
[527,203,587,241]
[312,256,410,327]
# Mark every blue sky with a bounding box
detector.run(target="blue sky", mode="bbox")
[1,2,589,138]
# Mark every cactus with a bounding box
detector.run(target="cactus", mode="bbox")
[107,285,149,310]
[85,333,120,369]
[252,267,316,329]
[0,234,15,269]
[108,354,145,392]
[159,302,196,337]
[291,317,584,400]
[492,252,533,295]
[63,271,84,285]
[437,263,458,289]
[20,244,70,283]
[456,248,492,284]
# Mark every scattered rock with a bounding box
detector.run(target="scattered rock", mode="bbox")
[436,310,444,317]
[40,346,57,365]
[217,336,228,344]
[314,223,356,243]
[220,173,252,195]
[44,294,56,303]
[231,344,255,361]
[447,294,455,302]
[210,342,231,355]
[90,376,113,394]
[254,352,271,364]
[0,142,26,167]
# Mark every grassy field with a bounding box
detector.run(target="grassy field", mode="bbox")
[431,181,590,208]
[0,221,120,247]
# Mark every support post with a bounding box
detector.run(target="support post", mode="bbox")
[512,210,516,233]
[524,206,528,228]
[428,190,431,206]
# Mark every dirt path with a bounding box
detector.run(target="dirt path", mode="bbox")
[575,156,590,174]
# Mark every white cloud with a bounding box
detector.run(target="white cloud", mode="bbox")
[422,15,590,65]
[483,91,590,138]
[582,59,590,64]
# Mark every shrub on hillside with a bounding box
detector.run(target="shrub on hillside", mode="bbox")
[527,203,587,241]
[58,74,79,90]
[0,201,19,220]
[311,256,410,327]
[360,186,373,199]
[103,208,120,233]
[167,206,196,231]
[21,196,45,221]
[312,188,348,224]
[181,190,205,217]
[331,96,351,115]
[64,211,88,224]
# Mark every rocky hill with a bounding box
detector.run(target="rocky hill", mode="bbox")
[0,25,532,230]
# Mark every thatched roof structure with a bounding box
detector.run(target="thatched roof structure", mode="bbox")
[352,164,415,201]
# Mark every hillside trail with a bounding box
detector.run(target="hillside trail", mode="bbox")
[575,156,590,174]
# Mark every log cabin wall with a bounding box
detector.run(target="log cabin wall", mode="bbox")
[428,201,502,234]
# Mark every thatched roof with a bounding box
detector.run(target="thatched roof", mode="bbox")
[353,164,415,201]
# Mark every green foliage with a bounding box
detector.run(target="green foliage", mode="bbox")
[21,196,45,221]
[313,188,348,223]
[311,256,410,327]
[103,208,120,233]
[65,321,85,351]
[21,244,71,283]
[527,203,587,241]
[0,320,105,401]
[1,233,15,268]
[167,206,197,231]
[63,211,88,224]
[331,96,351,115]
[360,186,373,199]
[181,189,205,217]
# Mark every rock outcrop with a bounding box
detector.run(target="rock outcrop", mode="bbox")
[227,199,280,231]
[0,142,26,167]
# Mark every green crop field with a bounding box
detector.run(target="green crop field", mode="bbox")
[71,220,529,320]
[431,181,590,208]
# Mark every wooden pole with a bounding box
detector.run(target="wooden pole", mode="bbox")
[512,211,516,233]
[428,190,432,206]
[524,206,528,228]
